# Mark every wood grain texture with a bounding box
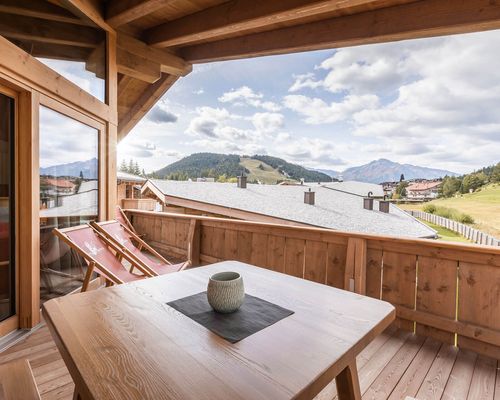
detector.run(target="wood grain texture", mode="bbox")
[0,359,41,399]
[43,262,395,400]
[416,257,457,344]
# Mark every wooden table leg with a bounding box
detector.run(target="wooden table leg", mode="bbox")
[336,359,361,400]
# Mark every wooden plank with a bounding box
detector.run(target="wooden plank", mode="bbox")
[284,238,305,278]
[117,34,191,76]
[223,229,238,260]
[0,0,88,25]
[266,235,285,273]
[382,252,417,331]
[466,356,497,400]
[387,337,442,400]
[0,359,41,399]
[146,0,392,47]
[363,333,425,399]
[182,0,500,63]
[107,0,172,27]
[187,219,201,266]
[117,48,161,83]
[0,13,103,48]
[415,343,458,400]
[236,231,252,263]
[366,249,382,299]
[416,256,457,344]
[326,243,346,289]
[335,360,361,400]
[250,233,268,268]
[458,261,500,357]
[442,350,477,400]
[304,240,327,284]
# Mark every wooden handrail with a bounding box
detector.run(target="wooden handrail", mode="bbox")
[126,209,500,359]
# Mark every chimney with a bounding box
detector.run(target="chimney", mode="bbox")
[304,188,315,205]
[237,175,247,189]
[363,191,374,210]
[379,199,390,213]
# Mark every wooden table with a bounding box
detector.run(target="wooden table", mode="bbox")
[43,261,395,400]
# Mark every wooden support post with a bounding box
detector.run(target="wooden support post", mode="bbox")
[187,219,201,267]
[336,359,361,400]
[345,238,367,294]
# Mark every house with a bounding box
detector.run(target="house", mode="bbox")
[1,1,500,399]
[407,180,442,199]
[142,179,436,239]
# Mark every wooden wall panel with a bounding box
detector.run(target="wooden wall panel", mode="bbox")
[236,231,252,263]
[304,240,327,284]
[457,262,500,358]
[326,243,346,289]
[416,257,457,344]
[382,252,417,331]
[284,238,305,278]
[250,233,268,268]
[365,249,382,300]
[223,229,238,260]
[266,235,285,273]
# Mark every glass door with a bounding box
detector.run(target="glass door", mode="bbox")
[0,92,15,322]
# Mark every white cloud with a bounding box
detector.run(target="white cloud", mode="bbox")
[219,86,281,111]
[280,137,346,167]
[289,73,323,92]
[283,94,379,124]
[251,112,284,134]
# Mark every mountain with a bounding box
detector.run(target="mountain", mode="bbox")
[40,158,98,179]
[341,159,458,183]
[315,168,341,178]
[152,153,332,183]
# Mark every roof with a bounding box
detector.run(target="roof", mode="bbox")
[407,181,442,191]
[40,189,98,218]
[322,181,384,197]
[43,178,75,189]
[117,171,147,183]
[144,179,436,238]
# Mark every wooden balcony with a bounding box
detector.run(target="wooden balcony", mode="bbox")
[1,209,500,399]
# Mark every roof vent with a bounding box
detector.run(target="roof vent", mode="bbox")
[237,175,247,189]
[363,191,374,210]
[304,188,315,205]
[379,196,390,213]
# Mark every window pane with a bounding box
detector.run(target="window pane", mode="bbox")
[39,107,99,302]
[0,93,15,322]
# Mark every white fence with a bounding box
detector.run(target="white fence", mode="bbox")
[408,210,500,246]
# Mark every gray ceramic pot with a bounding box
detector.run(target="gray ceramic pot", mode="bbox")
[207,271,245,313]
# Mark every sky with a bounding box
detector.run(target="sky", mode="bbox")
[41,30,500,175]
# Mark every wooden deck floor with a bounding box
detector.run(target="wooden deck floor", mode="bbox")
[0,325,499,400]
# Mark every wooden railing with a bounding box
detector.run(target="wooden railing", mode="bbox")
[126,209,500,359]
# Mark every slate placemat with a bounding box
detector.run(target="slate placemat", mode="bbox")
[167,291,294,343]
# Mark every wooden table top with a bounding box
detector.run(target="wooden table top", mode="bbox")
[43,261,395,400]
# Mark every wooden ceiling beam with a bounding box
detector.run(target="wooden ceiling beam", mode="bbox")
[145,0,392,48]
[0,13,103,48]
[117,48,162,83]
[181,0,500,63]
[118,73,179,140]
[106,0,172,27]
[52,0,114,32]
[0,0,89,26]
[9,40,92,62]
[117,34,192,76]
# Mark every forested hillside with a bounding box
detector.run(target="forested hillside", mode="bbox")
[252,155,332,182]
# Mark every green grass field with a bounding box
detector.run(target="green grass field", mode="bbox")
[240,157,294,184]
[401,184,500,238]
[418,219,472,243]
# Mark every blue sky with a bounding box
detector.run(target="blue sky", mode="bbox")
[115,30,500,175]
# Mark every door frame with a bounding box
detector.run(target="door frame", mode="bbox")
[0,84,19,336]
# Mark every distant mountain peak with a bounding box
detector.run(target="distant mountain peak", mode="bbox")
[341,159,458,183]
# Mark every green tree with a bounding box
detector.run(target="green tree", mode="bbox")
[462,172,486,193]
[491,162,500,183]
[119,159,128,172]
[440,176,462,197]
[395,181,408,197]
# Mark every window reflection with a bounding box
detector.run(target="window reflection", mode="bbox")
[39,107,99,301]
[0,93,14,322]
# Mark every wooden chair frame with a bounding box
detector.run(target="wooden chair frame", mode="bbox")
[90,220,190,276]
[116,205,140,235]
[53,224,155,292]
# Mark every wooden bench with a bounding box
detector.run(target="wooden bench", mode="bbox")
[0,359,40,400]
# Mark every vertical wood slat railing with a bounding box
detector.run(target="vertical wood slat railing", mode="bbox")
[126,209,500,359]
